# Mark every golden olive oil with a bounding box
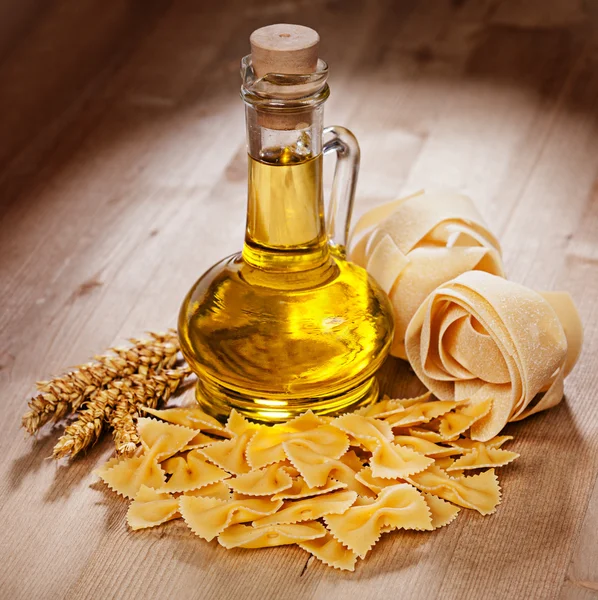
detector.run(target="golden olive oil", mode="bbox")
[179,150,394,422]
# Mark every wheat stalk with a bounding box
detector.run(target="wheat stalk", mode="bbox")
[51,366,191,459]
[22,331,178,435]
[110,368,191,456]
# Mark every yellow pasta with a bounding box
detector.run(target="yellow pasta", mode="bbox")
[449,435,513,451]
[331,413,394,446]
[218,522,326,549]
[159,449,229,493]
[330,416,433,478]
[405,271,581,440]
[355,398,404,419]
[141,406,228,436]
[126,485,179,531]
[355,466,399,495]
[94,455,125,479]
[283,442,372,495]
[423,493,460,528]
[407,465,501,515]
[179,495,283,541]
[247,424,349,470]
[198,432,254,475]
[384,400,459,429]
[324,484,432,558]
[437,399,493,439]
[183,480,232,501]
[253,490,357,527]
[226,462,293,496]
[407,428,448,443]
[393,435,461,458]
[357,392,434,419]
[98,454,166,499]
[447,444,519,471]
[299,533,359,571]
[97,393,520,571]
[348,190,504,358]
[225,409,263,436]
[182,430,217,451]
[369,439,434,479]
[272,477,348,500]
[137,417,197,461]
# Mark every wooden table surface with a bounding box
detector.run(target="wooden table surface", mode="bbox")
[1,1,597,599]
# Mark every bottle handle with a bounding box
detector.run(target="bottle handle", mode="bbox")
[322,126,360,258]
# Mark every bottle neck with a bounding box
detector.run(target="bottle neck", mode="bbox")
[242,104,330,272]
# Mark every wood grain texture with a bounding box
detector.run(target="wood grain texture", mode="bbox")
[0,1,597,599]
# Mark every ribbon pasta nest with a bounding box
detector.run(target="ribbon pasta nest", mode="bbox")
[96,399,519,571]
[349,190,583,440]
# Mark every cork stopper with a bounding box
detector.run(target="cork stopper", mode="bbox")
[250,24,320,78]
[249,24,320,130]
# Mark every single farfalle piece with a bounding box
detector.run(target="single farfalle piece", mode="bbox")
[141,406,229,437]
[182,481,232,501]
[137,418,197,461]
[392,435,461,458]
[218,522,326,549]
[405,271,582,440]
[126,485,180,530]
[406,465,501,515]
[324,483,432,558]
[272,476,348,500]
[159,449,230,493]
[225,409,264,436]
[299,533,359,571]
[253,490,357,527]
[95,453,166,499]
[198,432,255,475]
[446,442,519,471]
[349,190,504,358]
[383,400,459,429]
[226,462,294,496]
[436,399,493,439]
[179,495,283,541]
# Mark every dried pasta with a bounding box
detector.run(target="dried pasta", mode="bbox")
[299,533,359,571]
[404,271,582,440]
[183,480,232,501]
[179,495,283,541]
[141,406,228,436]
[324,484,432,558]
[127,485,179,530]
[159,449,229,493]
[97,454,166,499]
[218,522,326,549]
[348,189,504,359]
[97,395,519,571]
[226,462,293,496]
[253,490,357,527]
[407,465,501,515]
[350,191,581,440]
[137,417,197,461]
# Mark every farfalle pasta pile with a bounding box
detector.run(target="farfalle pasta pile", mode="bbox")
[349,190,583,439]
[96,397,519,571]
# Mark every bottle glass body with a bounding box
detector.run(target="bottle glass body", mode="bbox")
[178,59,394,422]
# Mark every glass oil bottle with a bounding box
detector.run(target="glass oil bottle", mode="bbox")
[178,24,394,422]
